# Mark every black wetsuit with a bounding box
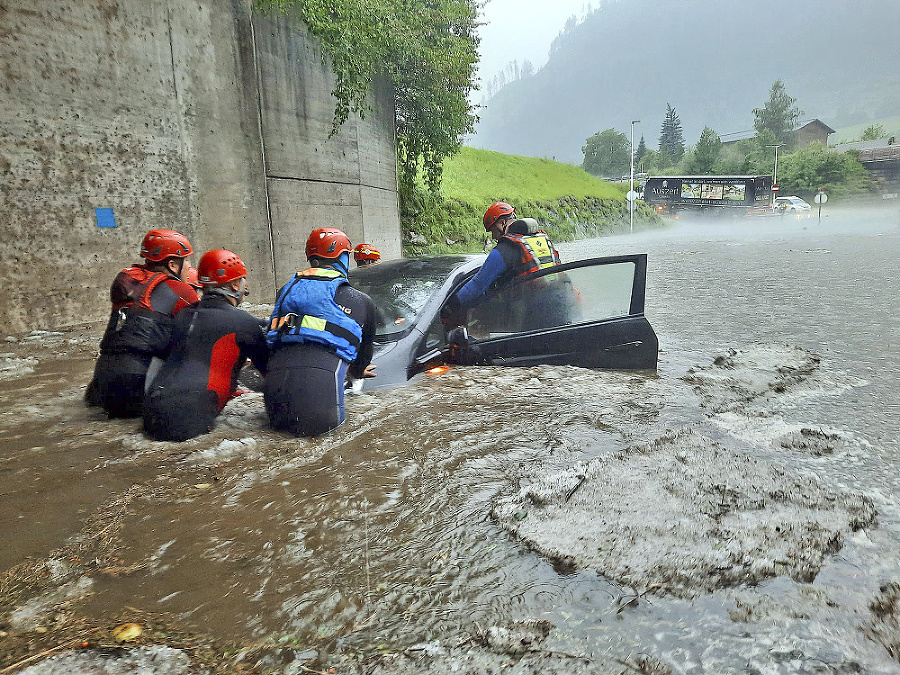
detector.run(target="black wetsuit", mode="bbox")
[264,283,377,437]
[143,294,269,441]
[91,266,198,418]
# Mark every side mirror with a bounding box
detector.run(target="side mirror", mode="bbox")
[447,325,468,345]
[447,326,474,365]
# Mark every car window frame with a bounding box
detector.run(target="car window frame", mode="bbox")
[442,253,657,371]
[459,254,649,340]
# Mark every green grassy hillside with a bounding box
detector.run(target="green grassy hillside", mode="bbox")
[831,116,900,144]
[401,147,660,256]
[442,147,626,202]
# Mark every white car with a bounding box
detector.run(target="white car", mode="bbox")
[775,196,812,218]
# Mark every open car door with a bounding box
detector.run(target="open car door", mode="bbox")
[448,254,658,371]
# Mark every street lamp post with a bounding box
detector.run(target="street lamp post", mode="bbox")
[766,143,784,188]
[630,120,640,232]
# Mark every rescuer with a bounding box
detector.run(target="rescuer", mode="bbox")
[88,229,199,418]
[264,228,378,437]
[142,249,268,441]
[353,243,381,267]
[441,201,561,325]
[140,265,206,394]
[182,265,203,295]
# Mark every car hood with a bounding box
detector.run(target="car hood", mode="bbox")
[372,340,399,358]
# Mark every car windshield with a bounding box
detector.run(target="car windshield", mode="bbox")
[350,256,475,340]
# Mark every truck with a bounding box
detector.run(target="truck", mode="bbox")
[642,175,773,216]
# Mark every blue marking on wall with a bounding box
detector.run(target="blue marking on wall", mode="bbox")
[95,208,117,228]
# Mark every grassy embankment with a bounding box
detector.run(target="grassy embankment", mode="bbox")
[831,116,900,145]
[401,147,663,256]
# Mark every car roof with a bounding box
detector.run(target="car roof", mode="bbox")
[349,254,484,280]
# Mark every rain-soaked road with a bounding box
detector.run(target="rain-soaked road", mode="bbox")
[1,205,899,674]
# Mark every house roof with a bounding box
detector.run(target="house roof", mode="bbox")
[829,139,894,152]
[720,118,834,145]
[796,119,836,135]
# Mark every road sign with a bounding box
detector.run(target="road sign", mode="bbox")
[626,190,638,202]
[815,190,827,224]
[772,184,779,193]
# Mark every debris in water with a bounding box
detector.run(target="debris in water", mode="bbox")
[864,582,900,661]
[111,622,143,642]
[480,619,552,655]
[492,427,876,598]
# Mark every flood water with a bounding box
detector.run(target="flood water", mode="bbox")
[2,204,899,673]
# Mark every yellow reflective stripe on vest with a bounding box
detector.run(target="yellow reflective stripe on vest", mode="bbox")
[268,313,328,333]
[521,234,556,268]
[269,312,359,347]
[522,234,552,259]
[295,266,344,280]
[301,315,327,332]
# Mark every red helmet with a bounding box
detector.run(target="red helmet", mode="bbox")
[183,266,202,290]
[483,202,516,231]
[140,229,193,262]
[197,249,248,286]
[306,228,352,260]
[353,243,381,262]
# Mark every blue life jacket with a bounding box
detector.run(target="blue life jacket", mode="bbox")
[267,267,363,362]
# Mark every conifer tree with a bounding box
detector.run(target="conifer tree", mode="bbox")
[635,135,647,166]
[659,103,685,162]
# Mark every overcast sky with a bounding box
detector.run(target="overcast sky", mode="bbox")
[476,0,592,89]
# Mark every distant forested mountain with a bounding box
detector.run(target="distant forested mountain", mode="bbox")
[471,0,900,164]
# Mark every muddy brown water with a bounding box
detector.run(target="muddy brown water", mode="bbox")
[2,205,900,673]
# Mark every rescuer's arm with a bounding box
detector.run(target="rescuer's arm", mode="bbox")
[345,288,378,380]
[453,249,507,307]
[247,320,269,375]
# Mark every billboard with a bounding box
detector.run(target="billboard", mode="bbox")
[681,182,745,201]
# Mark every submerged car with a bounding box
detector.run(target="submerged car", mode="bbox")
[349,253,658,390]
[775,196,812,217]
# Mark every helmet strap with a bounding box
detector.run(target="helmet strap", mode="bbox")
[206,278,245,304]
[166,257,185,278]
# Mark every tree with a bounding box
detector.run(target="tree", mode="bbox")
[753,80,802,145]
[744,128,780,176]
[690,127,722,174]
[658,103,685,162]
[635,135,647,166]
[582,128,630,177]
[257,0,479,196]
[778,144,877,199]
[632,148,673,175]
[712,141,752,175]
[862,124,886,141]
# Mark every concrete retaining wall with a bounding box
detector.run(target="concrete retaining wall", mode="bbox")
[0,0,401,333]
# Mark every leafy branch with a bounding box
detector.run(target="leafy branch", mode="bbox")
[255,0,480,197]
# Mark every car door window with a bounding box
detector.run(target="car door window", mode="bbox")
[420,314,448,353]
[466,259,638,338]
